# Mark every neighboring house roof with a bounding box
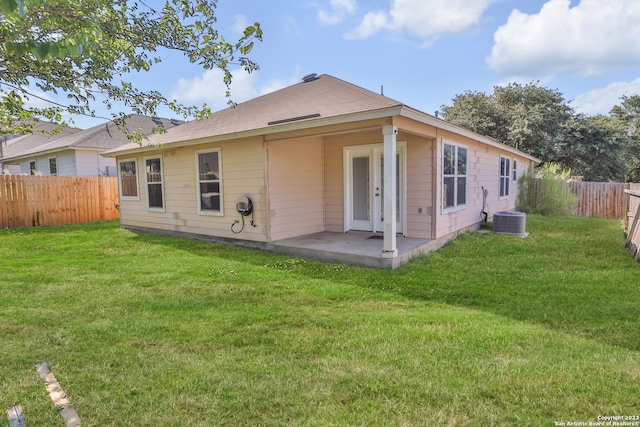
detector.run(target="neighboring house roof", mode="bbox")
[1,121,82,161]
[106,74,539,163]
[1,115,181,163]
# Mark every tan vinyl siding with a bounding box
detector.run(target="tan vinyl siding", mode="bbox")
[434,131,535,238]
[404,134,434,238]
[324,129,436,238]
[323,137,346,233]
[117,137,268,242]
[116,114,536,247]
[323,129,382,232]
[266,137,324,240]
[436,134,485,237]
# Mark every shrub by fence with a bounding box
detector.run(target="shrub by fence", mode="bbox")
[0,175,119,229]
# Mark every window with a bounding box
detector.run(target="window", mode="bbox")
[29,160,36,175]
[500,156,510,198]
[145,157,164,210]
[513,159,518,182]
[196,149,222,214]
[48,157,57,176]
[118,159,139,199]
[443,142,467,210]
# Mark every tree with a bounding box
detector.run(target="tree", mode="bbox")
[610,95,640,181]
[492,83,573,160]
[554,115,630,182]
[438,90,501,139]
[440,82,574,162]
[0,0,262,136]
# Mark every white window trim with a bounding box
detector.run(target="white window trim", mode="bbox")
[117,158,140,201]
[29,160,37,175]
[48,156,58,176]
[442,140,468,213]
[512,159,518,182]
[144,155,165,212]
[500,155,510,199]
[195,148,224,216]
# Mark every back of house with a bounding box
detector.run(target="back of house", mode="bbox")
[106,74,538,267]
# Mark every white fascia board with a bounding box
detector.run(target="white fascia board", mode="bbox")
[400,106,541,163]
[2,146,103,163]
[1,148,64,163]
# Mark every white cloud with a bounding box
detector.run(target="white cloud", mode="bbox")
[333,0,357,14]
[573,78,640,115]
[487,0,640,77]
[318,0,358,26]
[345,0,499,41]
[258,76,300,96]
[344,11,388,39]
[19,88,57,111]
[170,70,304,112]
[171,68,259,109]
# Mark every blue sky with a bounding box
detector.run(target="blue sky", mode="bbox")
[40,0,640,128]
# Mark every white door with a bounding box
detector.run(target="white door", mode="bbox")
[345,144,404,233]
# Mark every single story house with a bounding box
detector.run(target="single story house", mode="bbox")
[106,74,539,268]
[1,120,81,175]
[1,115,180,176]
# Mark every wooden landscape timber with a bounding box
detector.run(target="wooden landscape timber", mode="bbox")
[35,362,81,427]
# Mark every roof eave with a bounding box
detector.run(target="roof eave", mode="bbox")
[105,104,540,164]
[104,105,405,157]
[0,146,103,163]
[399,107,541,163]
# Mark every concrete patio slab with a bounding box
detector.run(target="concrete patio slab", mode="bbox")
[266,231,439,269]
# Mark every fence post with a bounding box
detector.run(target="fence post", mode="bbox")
[0,176,8,228]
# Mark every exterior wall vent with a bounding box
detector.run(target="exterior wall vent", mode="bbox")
[267,113,321,126]
[493,211,527,236]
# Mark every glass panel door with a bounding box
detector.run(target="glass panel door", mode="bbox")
[352,156,370,222]
[345,144,405,233]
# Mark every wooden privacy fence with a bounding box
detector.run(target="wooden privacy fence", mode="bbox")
[0,175,119,229]
[624,184,640,229]
[569,181,632,219]
[624,186,640,262]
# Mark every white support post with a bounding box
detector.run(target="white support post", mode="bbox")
[382,125,398,258]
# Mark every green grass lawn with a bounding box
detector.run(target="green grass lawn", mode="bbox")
[1,216,639,426]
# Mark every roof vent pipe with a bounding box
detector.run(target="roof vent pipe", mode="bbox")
[302,73,318,83]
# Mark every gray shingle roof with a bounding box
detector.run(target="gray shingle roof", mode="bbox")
[104,74,541,164]
[110,74,404,153]
[0,115,180,161]
[1,121,82,160]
